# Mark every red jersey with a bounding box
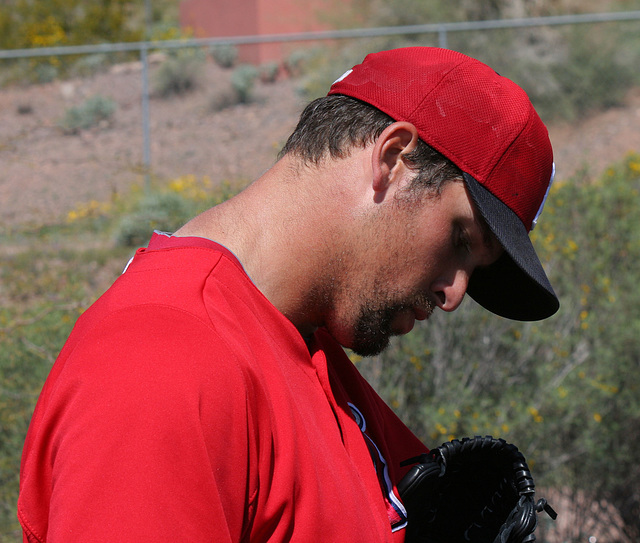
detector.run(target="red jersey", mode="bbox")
[18,233,427,542]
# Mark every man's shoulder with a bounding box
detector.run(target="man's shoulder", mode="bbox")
[62,240,301,380]
[84,239,251,325]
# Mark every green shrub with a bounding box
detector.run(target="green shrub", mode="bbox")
[209,86,241,112]
[152,49,205,98]
[210,44,238,68]
[70,53,110,78]
[285,48,315,77]
[114,192,195,247]
[208,64,262,111]
[0,0,145,83]
[548,29,634,118]
[32,62,59,84]
[500,25,638,121]
[259,61,280,83]
[59,95,116,134]
[231,64,259,104]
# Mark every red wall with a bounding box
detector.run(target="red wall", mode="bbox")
[180,0,341,64]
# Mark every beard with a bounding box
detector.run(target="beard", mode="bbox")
[350,292,434,357]
[350,304,397,357]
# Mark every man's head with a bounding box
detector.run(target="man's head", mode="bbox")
[283,47,558,330]
[282,110,503,356]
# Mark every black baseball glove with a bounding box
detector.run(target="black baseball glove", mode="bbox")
[398,436,557,543]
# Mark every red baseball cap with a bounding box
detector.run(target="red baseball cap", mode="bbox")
[328,47,558,321]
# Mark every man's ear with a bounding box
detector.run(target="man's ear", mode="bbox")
[371,122,420,199]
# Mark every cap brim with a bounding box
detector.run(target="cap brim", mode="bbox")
[463,173,559,321]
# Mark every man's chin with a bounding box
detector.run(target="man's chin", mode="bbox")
[348,312,402,357]
[349,333,392,358]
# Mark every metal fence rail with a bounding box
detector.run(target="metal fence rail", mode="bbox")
[3,10,640,59]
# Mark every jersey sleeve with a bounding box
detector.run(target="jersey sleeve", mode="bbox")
[19,304,260,542]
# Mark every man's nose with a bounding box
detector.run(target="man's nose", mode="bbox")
[430,268,470,312]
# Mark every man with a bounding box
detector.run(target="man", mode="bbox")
[18,47,558,542]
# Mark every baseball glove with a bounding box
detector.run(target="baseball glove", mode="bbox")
[397,436,557,543]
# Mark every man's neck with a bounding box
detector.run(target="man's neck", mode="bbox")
[173,155,355,336]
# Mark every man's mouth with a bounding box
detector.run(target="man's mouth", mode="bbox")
[413,306,431,321]
[392,305,432,335]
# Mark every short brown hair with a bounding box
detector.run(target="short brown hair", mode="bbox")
[279,94,462,193]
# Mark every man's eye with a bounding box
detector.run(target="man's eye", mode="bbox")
[456,230,472,254]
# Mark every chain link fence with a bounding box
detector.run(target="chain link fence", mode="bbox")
[1,10,640,225]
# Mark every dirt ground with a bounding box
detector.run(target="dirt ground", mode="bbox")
[0,60,305,226]
[1,59,640,227]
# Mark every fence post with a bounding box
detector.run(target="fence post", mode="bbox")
[438,25,448,48]
[141,43,151,193]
